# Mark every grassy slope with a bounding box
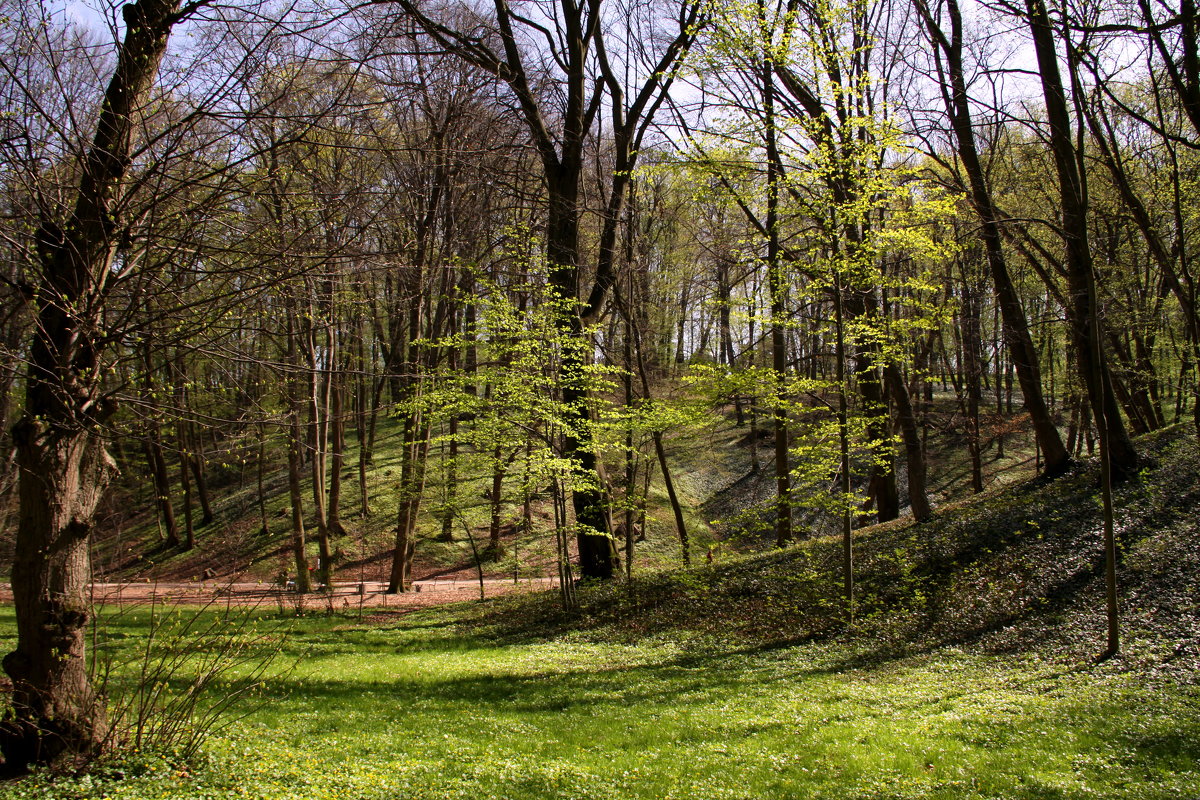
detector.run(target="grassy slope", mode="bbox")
[82,415,574,585]
[7,620,1195,800]
[1,427,1198,799]
[481,425,1200,673]
[80,408,740,585]
[78,393,1047,586]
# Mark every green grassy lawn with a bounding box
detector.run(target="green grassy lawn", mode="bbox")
[3,604,1197,800]
[6,426,1199,799]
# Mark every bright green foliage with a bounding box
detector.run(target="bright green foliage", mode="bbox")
[670,0,960,532]
[6,431,1200,799]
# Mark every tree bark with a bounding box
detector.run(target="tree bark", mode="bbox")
[327,353,347,538]
[393,0,699,580]
[1,0,182,772]
[884,361,932,521]
[960,268,986,494]
[762,53,792,547]
[914,0,1071,477]
[286,312,312,594]
[1024,0,1138,480]
[143,420,179,548]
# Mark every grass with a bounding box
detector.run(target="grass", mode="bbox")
[468,425,1200,674]
[0,604,1196,800]
[3,424,1198,798]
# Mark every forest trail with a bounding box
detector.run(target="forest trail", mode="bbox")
[0,577,556,609]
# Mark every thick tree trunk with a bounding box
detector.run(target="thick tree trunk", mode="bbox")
[546,166,617,580]
[3,425,115,771]
[0,312,24,495]
[1025,0,1126,658]
[1,0,182,770]
[845,289,899,522]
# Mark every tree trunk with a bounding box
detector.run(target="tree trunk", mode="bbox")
[173,358,195,550]
[914,0,1071,477]
[1,0,182,771]
[961,275,986,494]
[303,306,332,588]
[178,427,195,551]
[1025,0,1138,481]
[287,410,311,594]
[618,279,691,566]
[545,164,618,579]
[187,431,213,528]
[763,55,792,547]
[440,415,458,542]
[327,359,347,538]
[387,267,428,592]
[884,362,932,521]
[144,421,179,548]
[354,316,371,517]
[256,420,270,536]
[486,446,507,561]
[846,290,899,522]
[286,313,311,594]
[3,424,115,770]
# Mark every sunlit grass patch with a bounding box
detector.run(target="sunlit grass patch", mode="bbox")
[3,607,1197,800]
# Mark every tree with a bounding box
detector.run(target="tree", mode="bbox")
[0,0,333,767]
[912,0,1072,478]
[0,0,190,770]
[391,0,703,579]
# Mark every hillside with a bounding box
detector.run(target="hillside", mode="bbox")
[68,394,1059,592]
[470,425,1200,679]
[74,410,742,587]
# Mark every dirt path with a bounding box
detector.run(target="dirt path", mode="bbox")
[0,577,558,610]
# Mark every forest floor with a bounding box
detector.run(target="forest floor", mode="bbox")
[0,577,557,611]
[0,424,1197,799]
[2,397,1053,614]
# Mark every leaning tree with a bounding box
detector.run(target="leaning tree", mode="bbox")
[0,0,321,770]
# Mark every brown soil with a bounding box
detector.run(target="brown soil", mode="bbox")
[0,576,557,610]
